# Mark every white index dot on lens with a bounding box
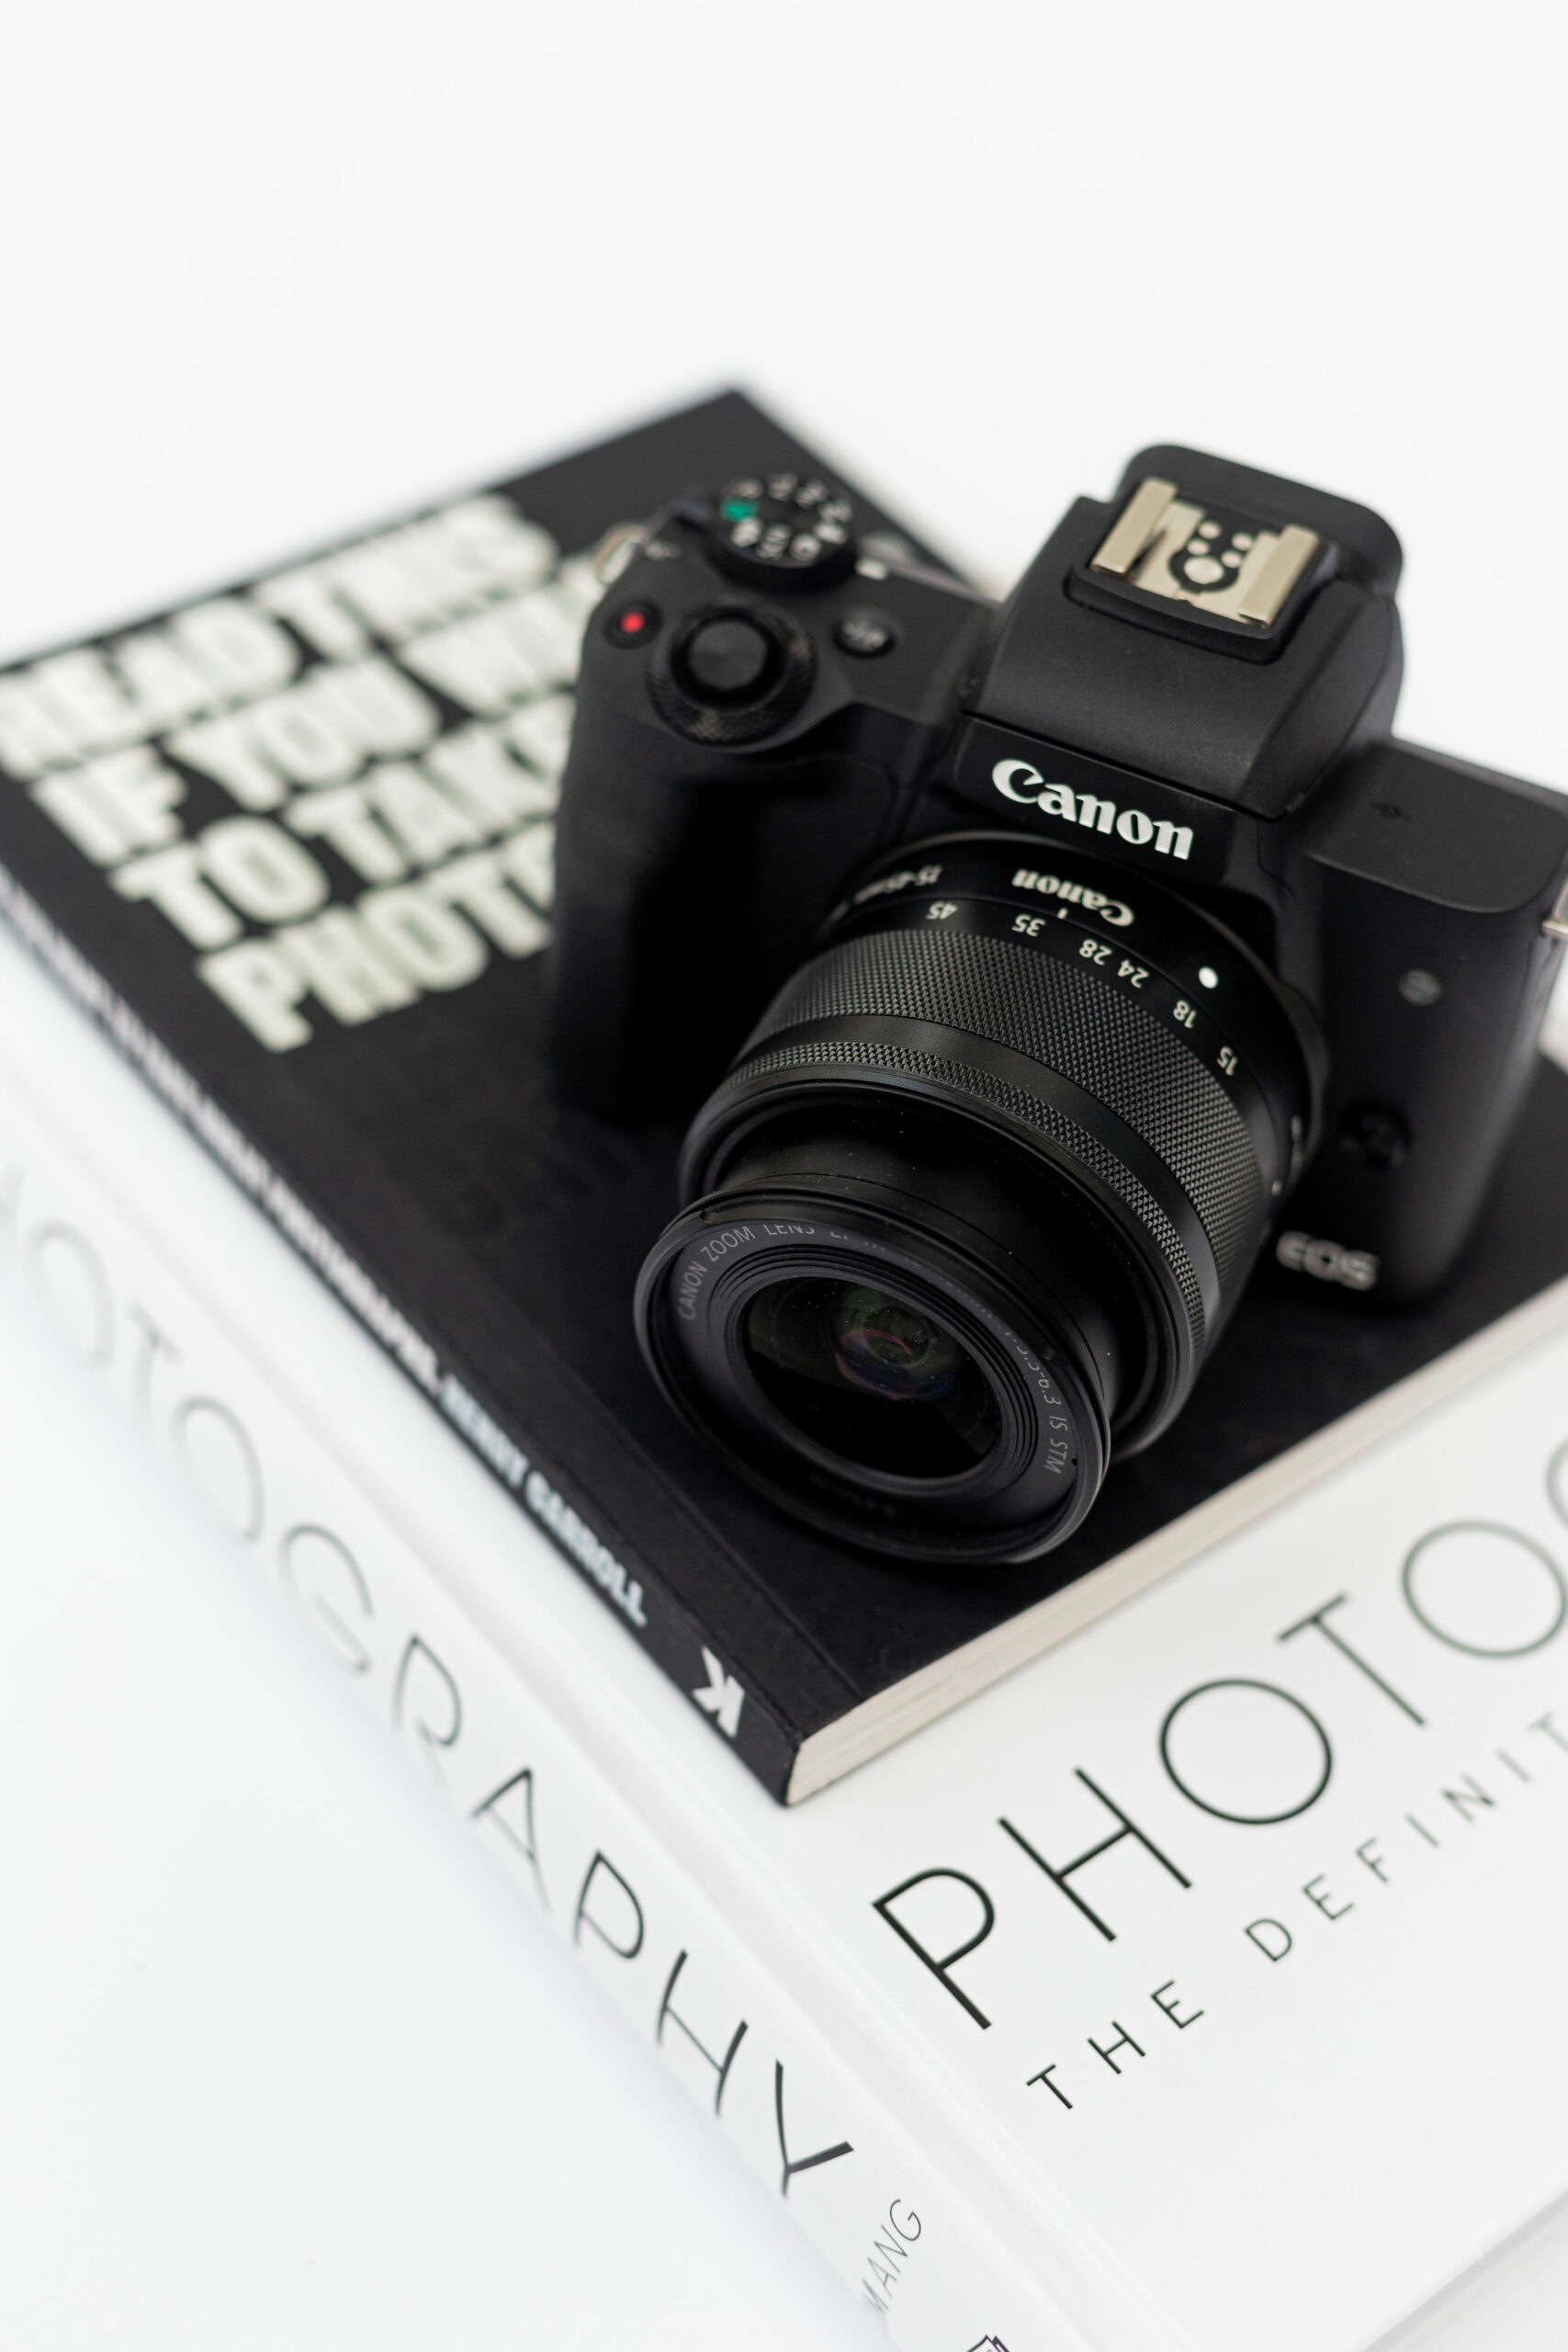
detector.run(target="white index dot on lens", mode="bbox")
[1199,966,1219,988]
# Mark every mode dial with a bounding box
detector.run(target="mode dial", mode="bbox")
[707,473,858,589]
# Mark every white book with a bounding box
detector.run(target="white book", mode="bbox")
[6,853,1568,2348]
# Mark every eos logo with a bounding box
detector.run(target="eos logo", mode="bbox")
[992,760,1195,862]
[1276,1230,1381,1291]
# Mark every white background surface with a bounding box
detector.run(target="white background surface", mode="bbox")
[1,6,1563,2346]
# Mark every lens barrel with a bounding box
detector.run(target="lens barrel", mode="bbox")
[636,832,1323,1564]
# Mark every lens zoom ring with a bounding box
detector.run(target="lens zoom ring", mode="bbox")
[716,1035,1207,1352]
[748,926,1264,1301]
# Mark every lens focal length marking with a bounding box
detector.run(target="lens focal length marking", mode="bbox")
[851,890,1278,1163]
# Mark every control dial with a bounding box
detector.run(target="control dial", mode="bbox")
[649,605,816,744]
[707,472,858,588]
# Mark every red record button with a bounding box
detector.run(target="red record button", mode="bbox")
[606,600,660,647]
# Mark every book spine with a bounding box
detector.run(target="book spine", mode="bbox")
[0,855,803,1798]
[0,1009,1089,2352]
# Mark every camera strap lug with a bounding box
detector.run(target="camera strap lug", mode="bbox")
[592,521,648,586]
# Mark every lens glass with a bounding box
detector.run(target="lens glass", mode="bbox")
[742,1275,1001,1478]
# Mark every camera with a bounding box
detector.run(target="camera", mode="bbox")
[550,447,1568,1566]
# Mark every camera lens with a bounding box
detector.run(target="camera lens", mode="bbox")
[743,1277,1002,1476]
[635,831,1323,1565]
[636,1109,1125,1560]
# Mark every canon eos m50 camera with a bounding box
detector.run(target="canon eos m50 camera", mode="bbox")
[550,447,1568,1567]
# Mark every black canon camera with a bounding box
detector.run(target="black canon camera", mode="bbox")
[550,447,1568,1567]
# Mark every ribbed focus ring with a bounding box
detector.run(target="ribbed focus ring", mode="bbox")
[735,923,1267,1319]
[707,1034,1208,1352]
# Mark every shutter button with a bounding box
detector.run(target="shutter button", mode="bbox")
[679,614,777,702]
[649,605,814,743]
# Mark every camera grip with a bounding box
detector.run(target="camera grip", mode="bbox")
[548,695,715,1117]
[550,695,903,1118]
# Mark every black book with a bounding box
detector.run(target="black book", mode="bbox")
[3,390,1565,1800]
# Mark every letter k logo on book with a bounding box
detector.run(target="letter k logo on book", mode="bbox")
[693,1648,746,1739]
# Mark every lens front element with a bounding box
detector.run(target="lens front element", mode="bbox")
[744,1276,1001,1477]
[634,1121,1120,1564]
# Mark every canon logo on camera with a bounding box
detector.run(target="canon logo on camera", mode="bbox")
[991,759,1195,863]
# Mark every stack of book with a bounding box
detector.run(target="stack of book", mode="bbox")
[3,394,1566,2349]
